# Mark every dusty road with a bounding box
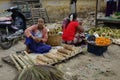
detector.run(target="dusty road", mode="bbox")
[0,40,120,80]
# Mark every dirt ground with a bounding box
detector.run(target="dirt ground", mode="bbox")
[0,0,120,80]
[0,40,120,80]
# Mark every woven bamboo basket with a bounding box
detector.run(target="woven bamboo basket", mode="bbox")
[46,32,62,46]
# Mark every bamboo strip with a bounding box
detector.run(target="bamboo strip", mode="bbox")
[24,51,35,65]
[13,54,26,69]
[10,54,22,71]
[18,55,31,68]
[19,55,33,65]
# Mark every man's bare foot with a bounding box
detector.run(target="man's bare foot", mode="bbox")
[25,47,32,54]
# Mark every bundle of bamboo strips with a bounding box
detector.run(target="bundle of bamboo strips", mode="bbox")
[10,51,64,80]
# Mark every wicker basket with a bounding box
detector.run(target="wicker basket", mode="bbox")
[46,34,62,46]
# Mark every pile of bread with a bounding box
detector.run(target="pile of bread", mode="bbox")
[35,44,82,65]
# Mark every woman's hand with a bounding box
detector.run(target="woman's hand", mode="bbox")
[77,25,84,33]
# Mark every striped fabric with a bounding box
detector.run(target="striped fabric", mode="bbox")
[62,33,85,45]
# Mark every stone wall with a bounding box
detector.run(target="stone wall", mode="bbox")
[42,0,106,21]
[0,0,12,12]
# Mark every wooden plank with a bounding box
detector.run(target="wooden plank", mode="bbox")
[97,17,120,24]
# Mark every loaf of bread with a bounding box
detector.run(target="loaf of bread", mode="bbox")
[44,53,64,61]
[36,55,53,64]
[57,48,72,55]
[62,44,74,51]
[44,53,58,62]
[35,58,47,65]
[56,52,69,58]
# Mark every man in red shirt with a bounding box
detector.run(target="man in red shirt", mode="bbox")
[62,13,85,45]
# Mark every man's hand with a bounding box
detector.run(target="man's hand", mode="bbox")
[32,36,42,43]
[34,37,40,43]
[30,35,42,43]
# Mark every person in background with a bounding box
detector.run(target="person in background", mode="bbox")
[62,13,86,46]
[70,0,77,14]
[105,0,117,16]
[24,18,51,53]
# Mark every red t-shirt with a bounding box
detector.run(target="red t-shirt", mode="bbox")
[62,21,79,41]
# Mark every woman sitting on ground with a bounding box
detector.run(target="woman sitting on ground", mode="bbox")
[24,18,51,53]
[62,13,86,46]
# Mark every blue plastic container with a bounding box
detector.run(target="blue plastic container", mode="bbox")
[87,43,108,56]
